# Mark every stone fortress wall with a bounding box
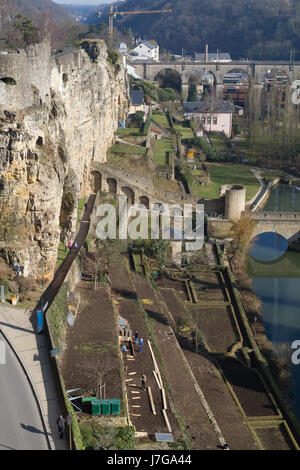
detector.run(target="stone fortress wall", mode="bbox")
[0,42,52,109]
[0,40,130,278]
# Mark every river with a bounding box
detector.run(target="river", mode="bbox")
[247,184,300,421]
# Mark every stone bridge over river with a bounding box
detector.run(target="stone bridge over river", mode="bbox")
[251,212,300,242]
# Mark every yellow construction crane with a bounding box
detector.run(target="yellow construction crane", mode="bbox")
[107,5,172,49]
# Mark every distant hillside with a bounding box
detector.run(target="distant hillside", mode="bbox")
[113,0,300,60]
[0,0,84,50]
[0,0,71,25]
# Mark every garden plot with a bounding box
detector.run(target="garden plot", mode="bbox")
[117,298,177,435]
[61,285,122,403]
[156,275,190,302]
[189,305,240,353]
[217,357,280,418]
[190,272,228,302]
[252,422,296,450]
[158,288,190,327]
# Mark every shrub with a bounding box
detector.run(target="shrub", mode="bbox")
[115,426,135,450]
[107,50,120,66]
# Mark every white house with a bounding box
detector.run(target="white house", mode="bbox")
[130,40,159,62]
[183,101,234,138]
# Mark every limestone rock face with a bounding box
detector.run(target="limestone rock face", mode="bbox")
[0,40,129,278]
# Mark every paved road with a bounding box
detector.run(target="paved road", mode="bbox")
[0,331,49,450]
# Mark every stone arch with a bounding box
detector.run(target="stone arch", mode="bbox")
[251,226,291,241]
[155,68,182,93]
[139,196,149,209]
[90,171,102,193]
[107,177,117,194]
[0,77,16,85]
[121,186,135,205]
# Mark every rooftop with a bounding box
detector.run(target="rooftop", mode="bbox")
[195,52,231,61]
[135,40,158,50]
[183,100,234,114]
[130,90,144,106]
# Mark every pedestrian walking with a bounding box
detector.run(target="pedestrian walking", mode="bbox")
[134,330,139,345]
[139,338,143,353]
[57,415,66,439]
[141,374,147,390]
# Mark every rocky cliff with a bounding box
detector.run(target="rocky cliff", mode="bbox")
[0,40,129,279]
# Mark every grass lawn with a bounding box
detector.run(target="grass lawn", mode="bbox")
[116,128,142,137]
[190,163,260,201]
[112,144,147,155]
[209,133,227,151]
[151,113,170,129]
[174,124,194,139]
[153,138,173,166]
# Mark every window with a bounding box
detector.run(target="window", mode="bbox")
[202,117,206,124]
[213,117,218,125]
[207,117,211,124]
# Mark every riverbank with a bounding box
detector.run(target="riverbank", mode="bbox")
[218,244,300,446]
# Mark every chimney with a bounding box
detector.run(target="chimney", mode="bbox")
[205,44,208,63]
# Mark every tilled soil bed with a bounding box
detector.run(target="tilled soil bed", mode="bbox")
[254,424,293,450]
[61,284,122,401]
[190,272,228,302]
[189,305,240,353]
[183,350,259,450]
[158,288,190,327]
[156,276,190,302]
[117,298,178,436]
[217,357,279,417]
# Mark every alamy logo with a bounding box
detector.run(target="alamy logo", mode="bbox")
[95,196,204,251]
[0,339,6,365]
[291,80,300,105]
[291,340,300,365]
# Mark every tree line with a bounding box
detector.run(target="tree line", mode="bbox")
[114,0,300,60]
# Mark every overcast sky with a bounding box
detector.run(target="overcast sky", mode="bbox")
[53,0,115,5]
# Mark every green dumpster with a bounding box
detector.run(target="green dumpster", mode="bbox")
[91,399,101,416]
[110,399,121,415]
[100,399,111,415]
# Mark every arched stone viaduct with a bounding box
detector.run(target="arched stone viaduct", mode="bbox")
[90,162,199,208]
[251,212,300,241]
[131,60,300,98]
[132,60,300,86]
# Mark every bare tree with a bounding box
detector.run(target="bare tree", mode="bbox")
[84,253,102,289]
[79,351,116,400]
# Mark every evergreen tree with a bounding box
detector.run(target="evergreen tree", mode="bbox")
[187,83,198,102]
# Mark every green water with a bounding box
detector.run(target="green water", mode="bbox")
[248,184,300,420]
